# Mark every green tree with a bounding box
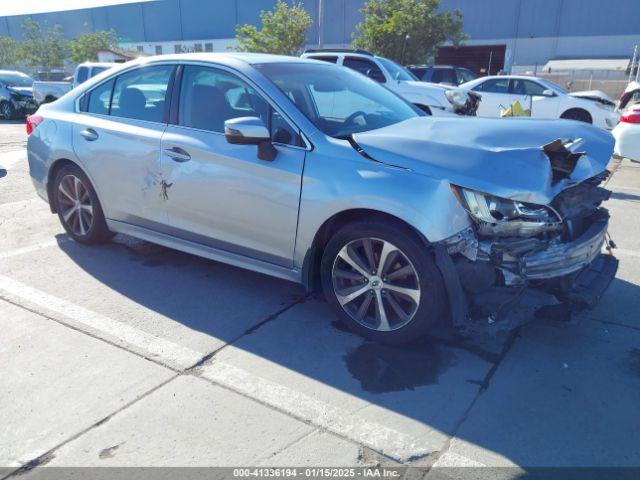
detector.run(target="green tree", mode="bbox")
[70,29,118,63]
[235,0,312,56]
[20,18,69,70]
[352,0,467,65]
[0,36,20,66]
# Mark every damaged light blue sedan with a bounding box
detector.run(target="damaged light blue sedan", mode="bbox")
[26,53,618,343]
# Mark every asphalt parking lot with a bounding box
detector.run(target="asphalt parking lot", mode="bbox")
[1,119,639,477]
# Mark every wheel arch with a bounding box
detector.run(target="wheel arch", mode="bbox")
[560,107,593,124]
[47,158,88,213]
[301,208,430,292]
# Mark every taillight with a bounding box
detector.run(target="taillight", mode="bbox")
[620,110,640,124]
[26,115,44,135]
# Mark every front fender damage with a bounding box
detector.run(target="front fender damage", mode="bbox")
[436,171,619,335]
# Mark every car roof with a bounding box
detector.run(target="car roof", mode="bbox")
[479,75,543,81]
[0,70,30,76]
[133,52,315,66]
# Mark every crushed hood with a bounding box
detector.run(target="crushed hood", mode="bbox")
[352,116,614,205]
[7,86,33,97]
[569,90,614,105]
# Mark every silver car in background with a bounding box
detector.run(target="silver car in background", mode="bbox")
[27,53,618,343]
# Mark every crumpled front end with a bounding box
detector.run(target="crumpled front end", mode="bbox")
[438,154,618,334]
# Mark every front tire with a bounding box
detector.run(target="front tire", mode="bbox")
[53,164,113,244]
[561,108,592,124]
[321,221,445,344]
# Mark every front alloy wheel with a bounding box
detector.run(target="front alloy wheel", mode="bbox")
[321,221,445,344]
[57,174,94,236]
[332,238,421,332]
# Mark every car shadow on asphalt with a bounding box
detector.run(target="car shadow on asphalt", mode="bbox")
[51,233,640,469]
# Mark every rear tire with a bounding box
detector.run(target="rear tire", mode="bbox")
[53,164,113,244]
[321,221,445,344]
[561,108,592,124]
[0,101,15,120]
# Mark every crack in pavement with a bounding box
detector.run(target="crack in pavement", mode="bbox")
[0,291,309,478]
[422,328,521,471]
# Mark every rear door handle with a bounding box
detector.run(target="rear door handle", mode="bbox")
[80,128,98,141]
[165,146,191,162]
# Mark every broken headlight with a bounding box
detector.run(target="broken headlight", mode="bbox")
[451,185,560,237]
[444,89,469,108]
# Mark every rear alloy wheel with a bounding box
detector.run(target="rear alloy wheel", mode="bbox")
[321,222,445,344]
[0,101,15,120]
[57,174,95,237]
[54,164,113,244]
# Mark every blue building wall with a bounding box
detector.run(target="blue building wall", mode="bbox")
[2,0,640,65]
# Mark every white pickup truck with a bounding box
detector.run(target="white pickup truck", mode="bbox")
[32,62,116,105]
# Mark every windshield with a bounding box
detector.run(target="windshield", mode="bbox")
[0,73,34,87]
[256,62,421,138]
[376,57,417,81]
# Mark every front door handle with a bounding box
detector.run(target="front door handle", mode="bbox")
[80,128,98,141]
[165,147,191,162]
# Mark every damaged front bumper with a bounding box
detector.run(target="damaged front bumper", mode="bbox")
[437,182,618,334]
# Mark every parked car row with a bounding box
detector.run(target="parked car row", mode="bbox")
[26,52,618,343]
[0,63,117,120]
[302,49,480,116]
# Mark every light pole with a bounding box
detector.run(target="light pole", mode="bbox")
[400,33,410,65]
[318,0,324,48]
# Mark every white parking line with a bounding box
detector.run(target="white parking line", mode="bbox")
[0,239,68,260]
[198,361,431,462]
[0,272,430,461]
[0,273,203,369]
[0,150,26,170]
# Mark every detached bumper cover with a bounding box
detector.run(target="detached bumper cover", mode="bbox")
[520,212,608,279]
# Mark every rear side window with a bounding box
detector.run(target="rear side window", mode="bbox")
[110,65,174,123]
[85,79,114,115]
[76,67,89,85]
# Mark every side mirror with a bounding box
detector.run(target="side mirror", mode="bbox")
[224,116,277,161]
[542,89,556,97]
[366,68,386,83]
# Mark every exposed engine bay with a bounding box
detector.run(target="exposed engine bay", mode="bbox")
[438,140,619,334]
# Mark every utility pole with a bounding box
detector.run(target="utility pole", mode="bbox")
[629,45,637,83]
[318,0,324,48]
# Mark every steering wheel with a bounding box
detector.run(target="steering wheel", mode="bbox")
[343,110,367,129]
[333,111,368,138]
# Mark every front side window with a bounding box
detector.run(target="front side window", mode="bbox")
[110,65,173,122]
[256,62,420,138]
[343,57,386,83]
[178,65,300,146]
[511,79,548,96]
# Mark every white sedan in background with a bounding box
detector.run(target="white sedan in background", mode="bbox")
[461,75,620,130]
[613,107,640,162]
